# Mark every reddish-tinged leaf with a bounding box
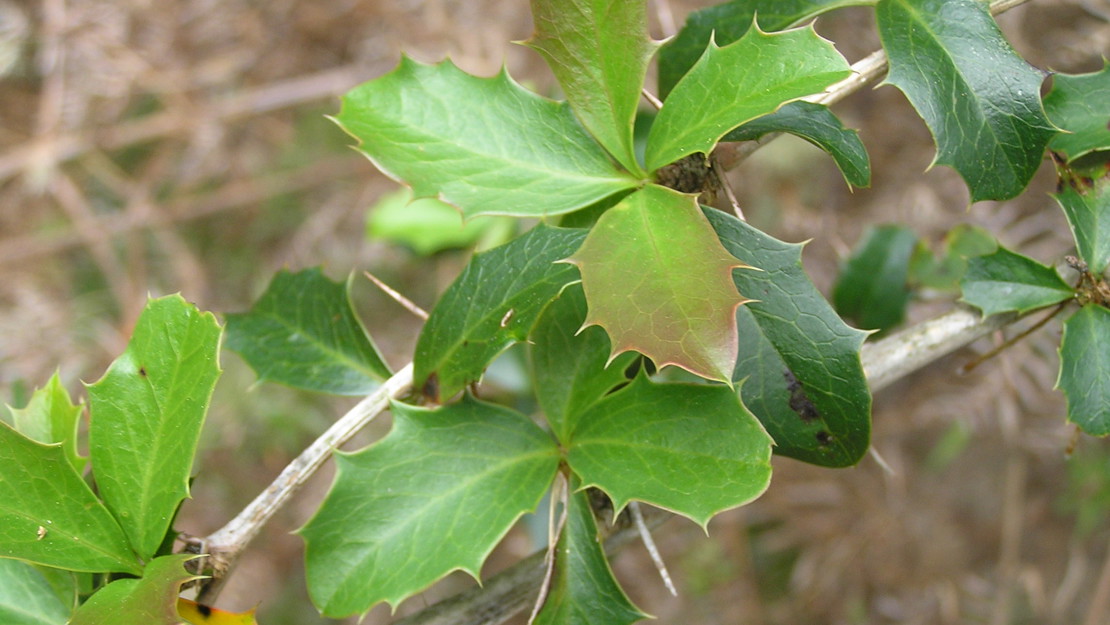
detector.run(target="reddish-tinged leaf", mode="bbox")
[566,184,751,383]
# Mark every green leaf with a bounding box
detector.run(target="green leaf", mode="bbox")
[334,57,639,219]
[908,224,998,291]
[832,225,918,333]
[876,0,1056,202]
[0,422,140,574]
[723,101,871,188]
[300,397,560,617]
[534,483,646,625]
[567,185,749,383]
[414,224,587,401]
[705,208,871,467]
[1055,174,1110,274]
[226,268,391,395]
[645,23,851,171]
[567,374,772,527]
[1058,305,1110,436]
[366,187,513,255]
[657,0,870,99]
[530,284,638,444]
[0,559,71,625]
[87,295,222,561]
[8,371,86,474]
[960,247,1074,316]
[525,0,657,176]
[1045,63,1110,163]
[69,554,202,625]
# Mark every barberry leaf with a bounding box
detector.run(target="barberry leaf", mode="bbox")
[1044,63,1110,164]
[908,224,998,291]
[225,268,392,395]
[69,554,202,625]
[832,225,918,333]
[0,559,70,625]
[657,0,868,99]
[530,284,638,444]
[705,208,871,467]
[645,23,851,171]
[724,101,871,188]
[1058,304,1110,436]
[414,224,586,401]
[177,599,259,625]
[533,482,646,625]
[366,187,513,255]
[300,397,560,617]
[87,295,222,561]
[960,247,1074,317]
[0,424,139,573]
[525,0,657,176]
[876,0,1056,202]
[1055,174,1110,274]
[566,185,749,383]
[334,57,639,218]
[7,371,86,474]
[567,374,772,528]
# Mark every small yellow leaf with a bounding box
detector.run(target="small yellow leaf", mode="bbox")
[177,599,259,625]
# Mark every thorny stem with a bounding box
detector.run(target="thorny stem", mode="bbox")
[194,0,1038,609]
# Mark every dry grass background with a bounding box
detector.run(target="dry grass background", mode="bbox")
[2,0,1110,624]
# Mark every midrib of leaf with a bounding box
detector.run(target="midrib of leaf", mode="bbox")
[0,503,137,570]
[261,309,380,381]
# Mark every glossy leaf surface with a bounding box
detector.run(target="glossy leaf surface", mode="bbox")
[1055,175,1110,274]
[526,0,656,175]
[646,23,850,171]
[300,397,560,616]
[724,101,870,188]
[832,225,918,333]
[534,484,646,625]
[961,247,1074,316]
[1044,64,1110,163]
[69,555,201,625]
[225,268,391,395]
[567,185,749,383]
[0,423,139,574]
[657,0,868,99]
[530,284,637,444]
[414,224,586,400]
[0,559,71,625]
[8,372,86,474]
[567,374,772,528]
[1058,304,1110,435]
[706,208,871,467]
[877,0,1055,201]
[335,57,638,218]
[87,295,221,561]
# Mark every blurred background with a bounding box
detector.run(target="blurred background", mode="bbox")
[1,0,1109,623]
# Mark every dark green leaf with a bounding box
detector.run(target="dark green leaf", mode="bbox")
[530,284,637,444]
[0,559,71,625]
[1058,304,1110,435]
[566,185,749,383]
[960,247,1074,316]
[534,482,646,625]
[908,224,998,291]
[705,208,871,467]
[0,422,140,574]
[876,0,1056,202]
[657,0,869,99]
[1055,174,1110,274]
[366,187,513,255]
[300,397,560,616]
[334,57,639,218]
[567,374,772,528]
[1045,63,1110,163]
[646,24,850,171]
[723,101,870,188]
[69,554,201,625]
[87,295,221,561]
[526,0,657,175]
[8,371,86,474]
[414,224,587,401]
[832,225,918,333]
[226,268,391,395]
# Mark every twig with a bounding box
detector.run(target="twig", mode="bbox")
[958,301,1070,375]
[526,474,567,624]
[630,501,677,596]
[365,271,429,320]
